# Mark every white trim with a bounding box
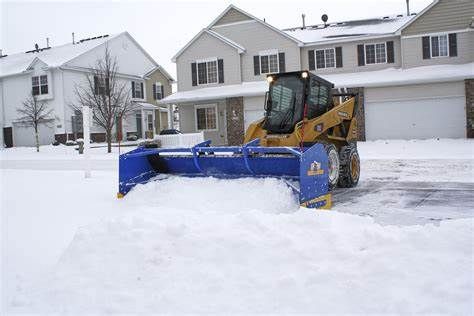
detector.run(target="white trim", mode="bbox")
[258,50,279,75]
[196,58,220,86]
[211,19,257,29]
[315,47,336,69]
[364,42,387,65]
[429,34,449,59]
[302,34,397,47]
[194,103,219,131]
[401,28,473,39]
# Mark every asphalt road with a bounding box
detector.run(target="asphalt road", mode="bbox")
[333,180,474,225]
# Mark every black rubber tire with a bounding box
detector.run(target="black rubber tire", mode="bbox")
[324,143,340,191]
[338,144,360,188]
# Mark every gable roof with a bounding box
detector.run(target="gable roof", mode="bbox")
[397,0,440,33]
[283,15,415,45]
[0,32,174,81]
[208,5,303,45]
[171,28,245,62]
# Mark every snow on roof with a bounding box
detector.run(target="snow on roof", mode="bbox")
[160,63,474,104]
[283,15,414,44]
[0,34,119,78]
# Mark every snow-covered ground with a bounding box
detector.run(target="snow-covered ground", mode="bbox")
[1,139,473,314]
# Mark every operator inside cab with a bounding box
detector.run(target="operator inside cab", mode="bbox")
[263,71,333,134]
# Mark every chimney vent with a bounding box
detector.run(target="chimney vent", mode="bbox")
[406,0,410,16]
[301,13,306,29]
[35,43,39,52]
[72,32,75,44]
[46,37,50,48]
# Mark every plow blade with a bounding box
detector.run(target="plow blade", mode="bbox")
[118,139,331,209]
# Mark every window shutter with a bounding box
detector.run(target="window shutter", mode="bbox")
[253,55,260,75]
[278,52,286,73]
[449,33,457,57]
[131,81,135,98]
[308,50,315,70]
[191,62,197,86]
[140,82,144,99]
[386,41,394,63]
[218,59,224,83]
[335,47,343,68]
[94,76,99,95]
[357,44,365,66]
[160,85,164,99]
[422,36,431,59]
[152,83,156,100]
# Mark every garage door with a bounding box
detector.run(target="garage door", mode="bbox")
[13,122,55,146]
[243,96,265,130]
[365,82,466,140]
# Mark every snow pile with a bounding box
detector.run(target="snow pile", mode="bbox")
[13,177,473,314]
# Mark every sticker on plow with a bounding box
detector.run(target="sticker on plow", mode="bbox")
[307,161,324,176]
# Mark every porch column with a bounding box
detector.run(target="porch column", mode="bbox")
[167,104,173,129]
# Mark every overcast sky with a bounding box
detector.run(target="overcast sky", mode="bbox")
[1,0,433,79]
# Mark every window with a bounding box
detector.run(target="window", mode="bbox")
[195,105,217,130]
[259,51,279,74]
[315,48,335,69]
[32,75,48,95]
[147,113,153,131]
[197,59,218,85]
[94,76,107,95]
[132,81,144,99]
[154,82,163,100]
[430,34,448,57]
[365,43,386,64]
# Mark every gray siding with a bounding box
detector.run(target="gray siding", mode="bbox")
[402,30,474,68]
[214,8,252,26]
[176,32,241,92]
[212,21,301,82]
[178,100,227,145]
[301,36,401,74]
[402,0,474,36]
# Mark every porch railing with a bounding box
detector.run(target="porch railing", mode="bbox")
[155,132,205,148]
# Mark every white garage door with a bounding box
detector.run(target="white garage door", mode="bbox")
[13,122,55,146]
[243,96,265,130]
[365,82,466,140]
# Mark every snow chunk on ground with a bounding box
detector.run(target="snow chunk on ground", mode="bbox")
[12,177,473,315]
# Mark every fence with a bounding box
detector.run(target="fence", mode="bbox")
[155,132,204,148]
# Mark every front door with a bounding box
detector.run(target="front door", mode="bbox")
[136,112,142,139]
[3,127,13,147]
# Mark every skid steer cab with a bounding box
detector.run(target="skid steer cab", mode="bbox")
[245,71,361,190]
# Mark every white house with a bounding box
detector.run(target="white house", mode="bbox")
[0,32,174,147]
[161,1,474,144]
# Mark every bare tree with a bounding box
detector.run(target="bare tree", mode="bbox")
[16,92,54,152]
[71,46,138,153]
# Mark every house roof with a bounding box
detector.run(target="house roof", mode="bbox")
[171,29,245,62]
[283,15,415,45]
[0,34,117,78]
[0,32,174,81]
[160,63,474,104]
[208,5,303,45]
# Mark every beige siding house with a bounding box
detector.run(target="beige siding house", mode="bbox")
[162,1,474,143]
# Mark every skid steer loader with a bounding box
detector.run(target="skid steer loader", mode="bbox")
[118,71,360,209]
